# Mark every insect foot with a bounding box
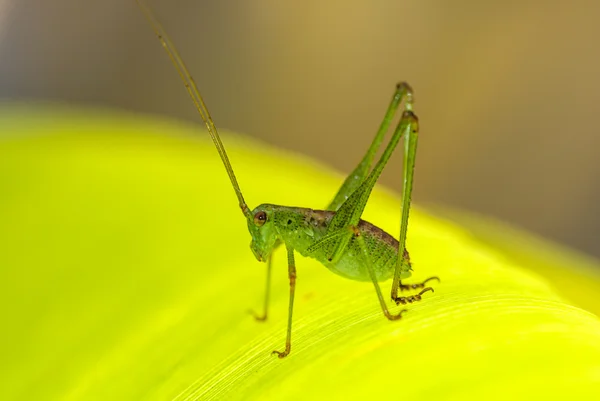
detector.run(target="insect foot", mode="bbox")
[272,344,291,359]
[399,276,441,292]
[248,309,268,322]
[383,308,408,321]
[394,287,434,305]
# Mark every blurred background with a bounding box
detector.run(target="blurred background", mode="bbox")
[0,0,598,259]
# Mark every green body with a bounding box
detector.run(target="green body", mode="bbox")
[137,0,434,358]
[250,204,411,282]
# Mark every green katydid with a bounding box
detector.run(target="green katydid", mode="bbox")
[136,0,439,358]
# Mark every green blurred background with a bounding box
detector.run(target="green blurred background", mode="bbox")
[0,0,599,259]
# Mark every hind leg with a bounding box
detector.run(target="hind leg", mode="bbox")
[327,83,414,211]
[399,276,440,292]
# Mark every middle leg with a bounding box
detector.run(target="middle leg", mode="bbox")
[352,226,406,321]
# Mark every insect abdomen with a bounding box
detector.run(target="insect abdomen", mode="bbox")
[274,207,411,282]
[328,220,411,282]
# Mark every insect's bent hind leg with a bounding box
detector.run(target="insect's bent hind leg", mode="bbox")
[327,83,414,211]
[352,226,406,321]
[323,97,420,264]
[249,254,274,321]
[389,108,433,303]
[272,246,297,358]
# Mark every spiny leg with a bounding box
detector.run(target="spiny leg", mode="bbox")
[395,288,434,305]
[390,108,425,303]
[322,103,436,302]
[272,245,297,358]
[393,247,439,295]
[324,107,420,266]
[399,276,440,292]
[327,83,414,212]
[249,254,274,321]
[352,226,406,321]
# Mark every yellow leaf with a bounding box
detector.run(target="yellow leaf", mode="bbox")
[1,104,599,400]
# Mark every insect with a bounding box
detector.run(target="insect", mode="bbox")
[136,0,439,358]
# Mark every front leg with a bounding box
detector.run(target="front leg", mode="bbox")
[249,254,273,321]
[272,245,297,358]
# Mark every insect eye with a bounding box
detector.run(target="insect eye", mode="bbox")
[253,211,267,226]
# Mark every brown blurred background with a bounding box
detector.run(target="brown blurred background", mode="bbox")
[0,0,599,259]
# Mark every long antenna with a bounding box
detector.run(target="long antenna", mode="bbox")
[135,0,251,218]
